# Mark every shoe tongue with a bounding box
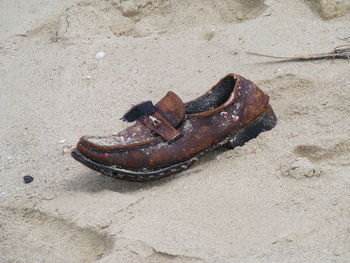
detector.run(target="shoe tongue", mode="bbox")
[155,91,185,127]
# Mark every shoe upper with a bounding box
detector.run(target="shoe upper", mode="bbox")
[77,74,269,171]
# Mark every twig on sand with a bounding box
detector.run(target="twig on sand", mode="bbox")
[246,45,350,62]
[338,36,350,43]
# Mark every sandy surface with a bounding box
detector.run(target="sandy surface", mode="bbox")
[1,0,350,262]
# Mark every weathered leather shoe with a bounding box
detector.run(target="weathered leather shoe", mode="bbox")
[72,74,277,181]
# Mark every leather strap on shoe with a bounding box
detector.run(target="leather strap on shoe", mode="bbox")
[142,112,182,143]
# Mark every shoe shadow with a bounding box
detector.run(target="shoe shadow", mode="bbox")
[68,148,228,194]
[67,170,185,193]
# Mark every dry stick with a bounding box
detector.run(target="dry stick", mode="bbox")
[246,45,350,62]
[338,36,350,43]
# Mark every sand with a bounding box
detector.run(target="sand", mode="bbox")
[0,0,349,262]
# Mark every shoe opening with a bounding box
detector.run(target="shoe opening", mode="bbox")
[184,75,236,114]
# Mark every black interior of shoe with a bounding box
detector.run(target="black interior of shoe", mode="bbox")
[184,76,236,114]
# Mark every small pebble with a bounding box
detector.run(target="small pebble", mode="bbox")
[23,175,34,184]
[95,51,106,59]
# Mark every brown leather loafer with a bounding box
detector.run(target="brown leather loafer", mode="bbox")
[72,74,277,181]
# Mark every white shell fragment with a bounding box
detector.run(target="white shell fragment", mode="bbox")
[95,51,106,59]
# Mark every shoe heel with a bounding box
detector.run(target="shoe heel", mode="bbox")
[226,105,277,149]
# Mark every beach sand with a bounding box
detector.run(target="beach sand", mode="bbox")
[0,0,349,262]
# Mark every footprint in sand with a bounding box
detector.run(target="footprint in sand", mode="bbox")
[280,140,350,179]
[294,141,350,164]
[0,207,113,263]
[24,0,267,41]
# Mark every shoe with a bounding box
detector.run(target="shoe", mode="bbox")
[71,73,277,181]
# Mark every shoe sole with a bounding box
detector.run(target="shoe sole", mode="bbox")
[71,105,277,182]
